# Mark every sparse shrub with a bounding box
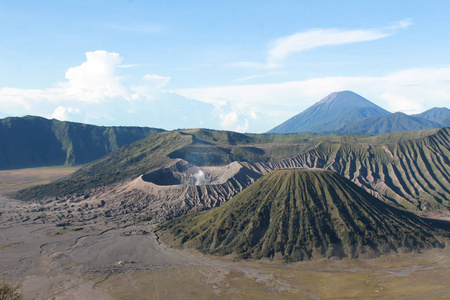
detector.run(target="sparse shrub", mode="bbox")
[0,281,23,300]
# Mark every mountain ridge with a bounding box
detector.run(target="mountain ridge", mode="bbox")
[413,107,450,127]
[268,91,390,134]
[269,126,450,212]
[269,91,449,134]
[0,115,164,169]
[15,127,450,219]
[335,112,443,135]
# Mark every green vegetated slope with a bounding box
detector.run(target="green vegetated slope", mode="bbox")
[335,112,443,135]
[167,129,348,165]
[157,169,446,261]
[15,128,358,200]
[271,127,450,211]
[0,116,163,169]
[15,127,450,212]
[15,130,192,200]
[15,129,275,200]
[167,129,269,165]
[273,128,450,212]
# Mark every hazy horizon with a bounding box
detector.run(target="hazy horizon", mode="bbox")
[1,1,449,132]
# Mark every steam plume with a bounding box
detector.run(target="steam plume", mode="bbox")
[194,170,206,185]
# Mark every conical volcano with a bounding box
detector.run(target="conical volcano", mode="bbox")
[268,91,389,133]
[158,169,444,261]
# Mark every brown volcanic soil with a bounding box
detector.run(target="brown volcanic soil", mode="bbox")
[1,165,450,299]
[2,193,450,299]
[0,160,268,229]
[0,166,79,194]
[68,159,269,223]
[141,159,245,186]
[123,159,268,220]
[0,194,225,299]
[7,151,447,229]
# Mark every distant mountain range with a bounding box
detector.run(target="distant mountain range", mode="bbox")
[268,91,450,134]
[413,107,450,127]
[335,112,443,135]
[0,116,163,169]
[1,92,449,170]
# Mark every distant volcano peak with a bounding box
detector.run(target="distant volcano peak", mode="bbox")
[315,91,379,107]
[268,91,389,134]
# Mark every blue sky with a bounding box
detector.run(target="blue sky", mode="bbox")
[1,0,449,132]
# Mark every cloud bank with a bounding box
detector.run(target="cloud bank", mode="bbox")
[1,49,449,133]
[233,19,413,69]
[175,66,450,132]
[0,50,220,130]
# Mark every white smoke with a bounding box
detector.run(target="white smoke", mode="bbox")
[193,170,206,185]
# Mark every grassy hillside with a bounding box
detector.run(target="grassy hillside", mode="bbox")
[336,112,443,135]
[157,169,445,261]
[14,128,353,200]
[15,131,192,200]
[0,115,163,169]
[271,127,450,211]
[15,129,273,200]
[15,127,450,215]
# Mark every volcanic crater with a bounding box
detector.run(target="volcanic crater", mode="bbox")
[104,159,268,221]
[141,159,245,186]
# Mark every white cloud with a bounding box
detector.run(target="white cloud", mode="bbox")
[130,74,171,101]
[0,50,170,107]
[380,93,423,114]
[61,50,128,103]
[220,111,238,129]
[143,74,171,89]
[394,18,413,29]
[219,111,250,133]
[0,50,219,129]
[51,106,81,121]
[175,66,450,132]
[12,50,172,105]
[235,119,249,132]
[232,19,412,69]
[0,51,136,108]
[268,28,388,64]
